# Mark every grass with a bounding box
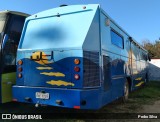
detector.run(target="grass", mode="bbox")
[130,81,160,104]
[98,81,160,113]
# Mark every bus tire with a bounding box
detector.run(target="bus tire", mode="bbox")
[122,80,129,102]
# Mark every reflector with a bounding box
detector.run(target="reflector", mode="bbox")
[74,66,80,72]
[18,60,23,65]
[74,59,80,65]
[18,73,22,78]
[74,74,80,80]
[18,67,23,72]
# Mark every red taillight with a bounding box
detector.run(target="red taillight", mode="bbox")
[12,99,18,102]
[18,67,23,72]
[74,66,80,72]
[74,106,80,109]
[74,59,80,65]
[74,74,80,80]
[18,60,23,65]
[18,73,22,78]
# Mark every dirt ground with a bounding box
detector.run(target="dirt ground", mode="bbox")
[0,100,160,121]
[0,99,160,114]
[138,100,160,113]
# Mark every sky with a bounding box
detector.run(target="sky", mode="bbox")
[0,0,160,44]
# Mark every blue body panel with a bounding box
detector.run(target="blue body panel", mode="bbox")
[16,49,83,88]
[12,86,101,109]
[13,4,149,109]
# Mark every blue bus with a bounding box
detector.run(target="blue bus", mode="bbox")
[12,4,150,109]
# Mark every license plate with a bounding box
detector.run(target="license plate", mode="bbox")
[36,92,49,99]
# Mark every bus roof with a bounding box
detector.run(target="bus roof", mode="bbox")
[19,4,99,50]
[21,4,147,52]
[0,10,29,17]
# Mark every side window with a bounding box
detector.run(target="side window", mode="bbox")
[111,29,124,48]
[139,49,143,61]
[3,40,16,66]
[140,49,147,61]
[7,15,25,45]
[3,15,25,72]
[142,52,147,61]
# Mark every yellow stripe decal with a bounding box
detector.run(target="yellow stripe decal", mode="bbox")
[135,81,144,87]
[133,71,138,75]
[36,67,53,70]
[135,77,142,80]
[46,80,74,86]
[40,72,65,77]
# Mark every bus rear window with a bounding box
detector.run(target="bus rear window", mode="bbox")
[20,11,92,50]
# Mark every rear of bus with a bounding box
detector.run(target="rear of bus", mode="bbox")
[12,4,101,109]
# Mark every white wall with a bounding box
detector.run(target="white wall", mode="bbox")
[149,59,160,81]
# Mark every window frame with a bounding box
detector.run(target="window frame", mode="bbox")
[110,28,124,49]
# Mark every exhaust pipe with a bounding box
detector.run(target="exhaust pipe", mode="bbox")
[35,101,40,108]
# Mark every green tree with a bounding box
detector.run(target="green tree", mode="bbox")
[142,40,160,58]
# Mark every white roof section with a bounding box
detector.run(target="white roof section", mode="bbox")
[0,10,29,17]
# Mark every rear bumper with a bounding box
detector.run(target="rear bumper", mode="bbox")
[12,86,101,109]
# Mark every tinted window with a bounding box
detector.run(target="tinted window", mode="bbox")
[3,41,16,66]
[7,15,25,45]
[3,15,25,73]
[139,50,147,61]
[111,30,124,48]
[142,53,147,61]
[131,43,140,60]
[4,15,25,65]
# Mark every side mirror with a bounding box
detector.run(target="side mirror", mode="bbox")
[2,34,8,49]
[148,54,151,61]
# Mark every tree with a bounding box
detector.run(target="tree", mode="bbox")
[142,40,160,58]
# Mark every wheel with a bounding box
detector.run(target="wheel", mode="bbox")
[122,80,129,102]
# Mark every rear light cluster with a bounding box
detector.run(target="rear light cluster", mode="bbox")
[74,74,80,80]
[74,66,80,72]
[18,60,23,78]
[18,60,23,65]
[74,59,80,65]
[74,59,80,80]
